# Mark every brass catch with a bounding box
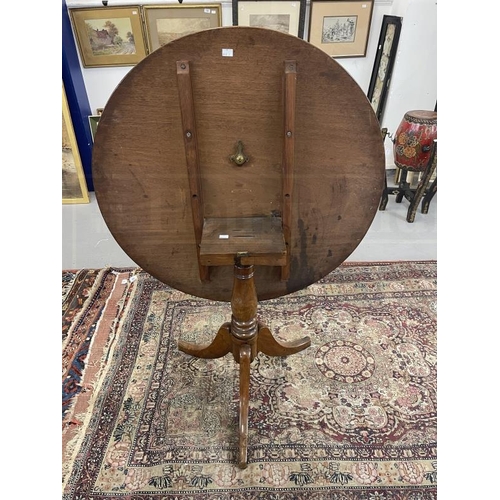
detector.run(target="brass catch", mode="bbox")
[230,140,249,166]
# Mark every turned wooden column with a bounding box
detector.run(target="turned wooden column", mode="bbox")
[230,261,257,468]
[230,261,258,358]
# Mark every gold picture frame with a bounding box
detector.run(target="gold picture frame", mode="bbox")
[233,0,307,38]
[143,4,222,53]
[63,82,89,204]
[70,6,147,67]
[88,115,101,143]
[308,0,374,58]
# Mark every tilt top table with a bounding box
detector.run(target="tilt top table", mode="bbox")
[92,27,385,468]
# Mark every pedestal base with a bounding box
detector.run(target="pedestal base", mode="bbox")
[178,262,311,468]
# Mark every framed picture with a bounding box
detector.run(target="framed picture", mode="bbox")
[88,115,101,143]
[63,82,89,204]
[232,0,307,39]
[367,15,402,121]
[308,0,374,58]
[70,6,147,67]
[143,4,222,53]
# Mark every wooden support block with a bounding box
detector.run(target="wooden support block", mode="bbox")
[199,217,286,266]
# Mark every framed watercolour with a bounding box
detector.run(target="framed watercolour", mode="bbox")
[63,82,89,204]
[70,6,147,67]
[232,0,307,39]
[308,0,374,58]
[88,115,101,143]
[367,15,402,121]
[143,5,222,53]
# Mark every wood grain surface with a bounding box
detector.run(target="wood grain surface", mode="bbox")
[92,27,385,301]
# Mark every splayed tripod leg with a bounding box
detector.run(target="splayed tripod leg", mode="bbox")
[238,344,251,468]
[177,261,310,468]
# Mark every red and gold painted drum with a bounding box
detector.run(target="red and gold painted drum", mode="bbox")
[393,110,437,171]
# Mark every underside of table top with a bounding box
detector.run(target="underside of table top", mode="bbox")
[92,27,385,302]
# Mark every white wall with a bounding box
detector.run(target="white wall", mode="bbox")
[379,0,437,166]
[66,0,436,168]
[334,0,393,95]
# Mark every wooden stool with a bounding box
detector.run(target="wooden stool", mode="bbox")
[396,141,437,223]
[379,111,437,222]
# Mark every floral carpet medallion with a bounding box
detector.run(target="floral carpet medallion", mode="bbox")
[62,262,437,499]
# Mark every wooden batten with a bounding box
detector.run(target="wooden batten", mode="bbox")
[176,60,210,282]
[281,60,297,280]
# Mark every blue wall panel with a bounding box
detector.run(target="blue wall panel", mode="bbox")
[62,0,94,191]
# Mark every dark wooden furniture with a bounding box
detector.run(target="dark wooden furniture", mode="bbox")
[92,27,385,468]
[367,15,403,122]
[395,141,437,223]
[379,130,437,223]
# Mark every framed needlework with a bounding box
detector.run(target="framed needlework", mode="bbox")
[232,0,307,39]
[70,6,147,67]
[367,15,402,121]
[143,5,222,53]
[308,0,374,58]
[63,82,89,204]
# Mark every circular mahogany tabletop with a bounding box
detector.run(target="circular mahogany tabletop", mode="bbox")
[93,27,385,302]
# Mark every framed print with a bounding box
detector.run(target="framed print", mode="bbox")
[308,0,374,58]
[70,6,147,67]
[367,15,402,121]
[63,82,89,204]
[233,0,307,39]
[143,5,222,53]
[88,115,101,143]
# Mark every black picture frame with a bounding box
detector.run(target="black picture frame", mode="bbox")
[308,0,374,58]
[367,15,402,122]
[232,0,307,39]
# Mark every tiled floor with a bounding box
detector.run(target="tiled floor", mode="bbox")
[62,178,437,270]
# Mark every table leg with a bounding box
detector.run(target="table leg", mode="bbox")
[407,142,437,223]
[379,175,389,211]
[395,169,407,203]
[421,177,437,214]
[258,323,310,356]
[238,344,251,468]
[178,323,232,358]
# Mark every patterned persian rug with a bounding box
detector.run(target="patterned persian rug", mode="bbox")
[62,261,437,499]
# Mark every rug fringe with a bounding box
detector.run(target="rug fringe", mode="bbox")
[62,269,140,492]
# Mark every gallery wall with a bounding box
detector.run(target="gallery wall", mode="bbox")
[64,0,437,170]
